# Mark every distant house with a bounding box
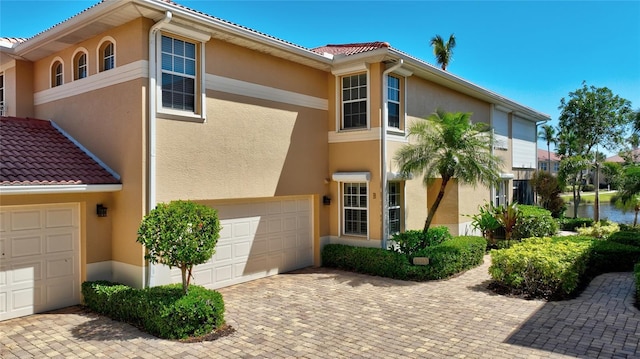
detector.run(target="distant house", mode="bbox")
[537,149,561,175]
[606,148,640,164]
[0,0,549,320]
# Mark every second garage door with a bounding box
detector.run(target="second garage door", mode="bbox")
[168,196,313,289]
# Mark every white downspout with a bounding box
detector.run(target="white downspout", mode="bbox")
[145,11,172,288]
[381,59,403,250]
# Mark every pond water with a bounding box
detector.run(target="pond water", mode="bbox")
[565,202,637,225]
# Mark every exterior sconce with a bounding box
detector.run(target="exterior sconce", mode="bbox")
[323,196,331,205]
[96,204,108,217]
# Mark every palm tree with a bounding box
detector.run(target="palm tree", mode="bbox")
[430,34,456,71]
[395,110,502,232]
[538,124,556,173]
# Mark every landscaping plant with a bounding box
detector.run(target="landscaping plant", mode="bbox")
[137,200,221,294]
[470,202,501,246]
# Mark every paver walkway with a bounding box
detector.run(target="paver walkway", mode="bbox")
[1,255,639,358]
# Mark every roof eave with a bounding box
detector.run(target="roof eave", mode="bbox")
[0,184,123,196]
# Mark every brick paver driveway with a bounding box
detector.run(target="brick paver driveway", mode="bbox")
[2,255,639,358]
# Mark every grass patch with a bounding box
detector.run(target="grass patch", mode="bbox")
[560,191,617,203]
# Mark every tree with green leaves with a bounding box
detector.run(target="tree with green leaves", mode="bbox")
[558,155,591,218]
[137,200,221,294]
[395,110,502,233]
[430,34,456,71]
[538,124,556,173]
[531,170,565,218]
[556,81,634,218]
[611,165,640,227]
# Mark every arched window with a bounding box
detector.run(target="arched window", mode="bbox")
[51,60,63,87]
[98,38,115,72]
[73,50,88,80]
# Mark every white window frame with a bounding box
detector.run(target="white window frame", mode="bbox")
[72,48,89,81]
[387,75,401,130]
[97,36,116,73]
[156,28,208,120]
[494,180,509,207]
[388,181,402,236]
[341,72,369,130]
[553,162,560,172]
[342,182,369,237]
[50,57,64,88]
[539,162,548,171]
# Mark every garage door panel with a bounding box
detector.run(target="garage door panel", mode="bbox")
[45,208,75,228]
[168,197,312,289]
[0,204,80,321]
[11,235,43,258]
[10,210,42,231]
[0,211,7,232]
[46,232,74,253]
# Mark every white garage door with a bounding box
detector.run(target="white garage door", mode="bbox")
[0,204,80,321]
[169,196,313,289]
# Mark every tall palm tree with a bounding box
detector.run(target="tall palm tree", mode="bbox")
[430,34,456,71]
[395,110,502,232]
[538,124,556,173]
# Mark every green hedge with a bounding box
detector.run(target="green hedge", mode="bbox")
[587,240,640,274]
[513,205,558,240]
[489,237,591,299]
[82,281,225,339]
[322,236,486,281]
[558,217,595,231]
[608,231,640,247]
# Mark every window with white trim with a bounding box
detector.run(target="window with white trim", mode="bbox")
[388,75,400,129]
[341,73,367,129]
[51,61,63,87]
[343,182,368,235]
[161,35,197,112]
[388,182,402,235]
[539,162,548,171]
[553,162,560,172]
[74,52,87,80]
[100,41,115,72]
[494,180,509,207]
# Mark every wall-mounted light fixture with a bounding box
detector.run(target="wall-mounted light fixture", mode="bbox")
[323,195,331,205]
[96,204,108,217]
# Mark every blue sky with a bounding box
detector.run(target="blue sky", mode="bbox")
[1,0,639,153]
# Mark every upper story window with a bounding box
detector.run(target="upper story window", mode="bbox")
[388,75,400,129]
[553,162,560,172]
[161,35,197,112]
[51,59,63,87]
[539,162,548,171]
[73,51,88,80]
[341,73,367,130]
[99,40,115,72]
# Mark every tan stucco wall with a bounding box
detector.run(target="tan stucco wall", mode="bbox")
[1,60,34,118]
[0,193,114,282]
[407,77,491,124]
[33,18,149,92]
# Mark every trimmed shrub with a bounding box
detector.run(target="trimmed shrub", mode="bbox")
[620,224,640,232]
[608,231,640,247]
[412,236,486,279]
[513,205,558,240]
[322,236,486,281]
[489,237,591,299]
[576,221,619,239]
[587,240,640,274]
[390,226,452,257]
[559,217,595,231]
[82,281,225,339]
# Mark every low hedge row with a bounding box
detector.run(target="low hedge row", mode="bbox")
[82,281,225,339]
[513,205,558,240]
[559,217,595,231]
[489,237,591,299]
[322,236,486,281]
[608,231,640,248]
[489,235,640,299]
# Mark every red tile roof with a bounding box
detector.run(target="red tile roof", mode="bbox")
[607,148,640,163]
[0,117,120,186]
[537,149,562,162]
[311,42,390,56]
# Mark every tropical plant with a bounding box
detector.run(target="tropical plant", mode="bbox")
[395,110,502,233]
[538,124,556,173]
[531,171,565,218]
[469,202,501,245]
[611,165,640,227]
[429,34,456,71]
[137,200,221,294]
[494,202,520,244]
